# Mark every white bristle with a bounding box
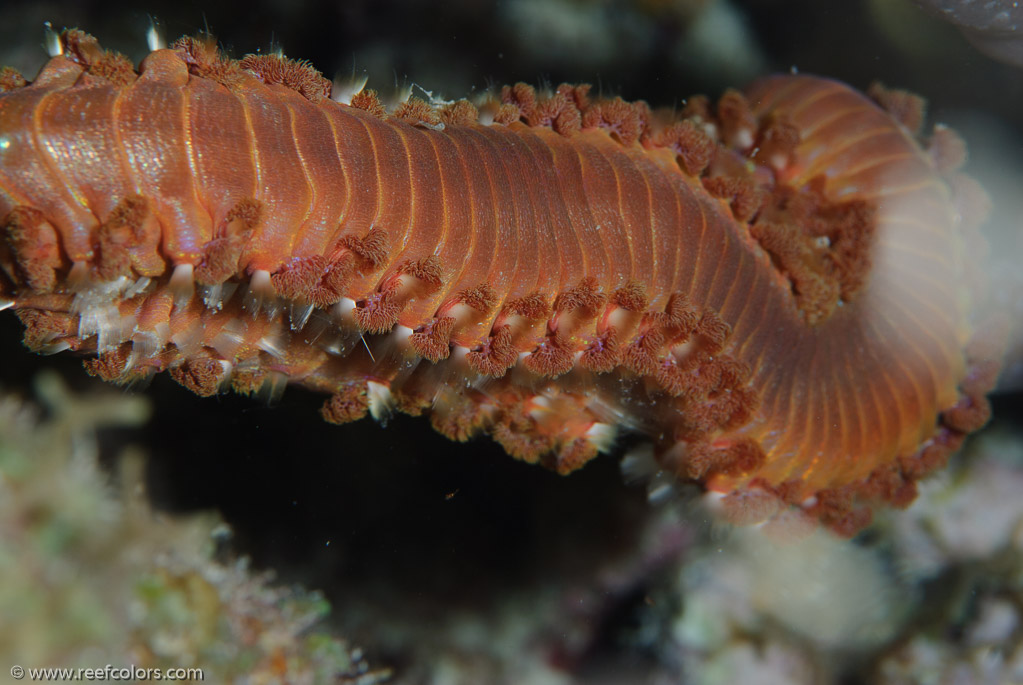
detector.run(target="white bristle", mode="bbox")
[330,298,359,335]
[527,395,552,420]
[169,322,203,358]
[70,276,132,310]
[702,490,726,506]
[393,324,414,341]
[256,334,286,359]
[584,422,616,453]
[620,443,684,506]
[734,127,754,150]
[647,478,678,504]
[169,264,195,309]
[620,444,658,483]
[318,326,360,358]
[430,380,460,410]
[334,297,357,316]
[366,380,394,424]
[146,18,166,51]
[209,320,245,359]
[202,283,223,309]
[396,83,413,104]
[216,360,234,392]
[414,83,454,109]
[243,269,277,318]
[289,302,315,331]
[384,83,414,113]
[332,72,369,106]
[70,276,135,354]
[126,366,156,390]
[200,282,238,310]
[38,340,72,355]
[118,349,137,375]
[583,392,645,433]
[129,330,164,364]
[124,276,152,299]
[257,370,288,404]
[0,298,13,312]
[117,314,136,345]
[477,109,496,126]
[44,22,62,57]
[79,305,128,353]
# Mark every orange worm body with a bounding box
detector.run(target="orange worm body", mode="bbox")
[0,31,1003,534]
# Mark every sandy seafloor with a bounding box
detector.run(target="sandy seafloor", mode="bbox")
[1,1,1022,683]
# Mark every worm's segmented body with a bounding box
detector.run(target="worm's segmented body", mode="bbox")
[0,31,1002,533]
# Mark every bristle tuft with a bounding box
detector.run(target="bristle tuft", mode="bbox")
[239,53,331,102]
